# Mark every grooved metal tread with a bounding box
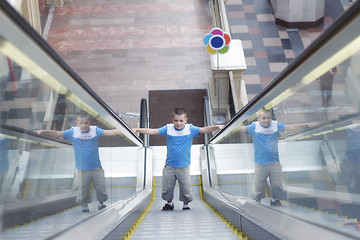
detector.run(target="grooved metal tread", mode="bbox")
[130,186,240,240]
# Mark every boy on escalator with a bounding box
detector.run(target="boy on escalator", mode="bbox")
[132,107,222,211]
[237,108,313,206]
[34,112,120,212]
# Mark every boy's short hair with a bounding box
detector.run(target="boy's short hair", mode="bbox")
[77,111,91,120]
[257,107,272,117]
[172,108,187,117]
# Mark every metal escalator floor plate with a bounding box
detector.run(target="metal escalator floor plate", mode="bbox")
[131,187,239,239]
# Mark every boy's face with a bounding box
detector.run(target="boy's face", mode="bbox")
[172,114,188,130]
[257,111,272,127]
[76,117,91,132]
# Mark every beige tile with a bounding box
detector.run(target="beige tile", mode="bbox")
[303,31,322,41]
[5,99,33,109]
[241,40,253,49]
[260,76,273,86]
[243,5,255,13]
[299,30,322,48]
[263,38,282,46]
[6,119,30,127]
[256,14,274,22]
[284,49,295,59]
[253,50,267,58]
[299,30,310,38]
[225,0,242,5]
[269,62,288,72]
[245,56,256,66]
[248,26,261,35]
[227,11,245,19]
[308,32,323,41]
[244,74,261,84]
[230,25,248,33]
[278,30,289,39]
[301,38,313,49]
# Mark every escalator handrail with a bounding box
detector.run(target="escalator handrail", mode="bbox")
[209,0,360,144]
[139,98,149,147]
[0,123,72,146]
[0,1,142,145]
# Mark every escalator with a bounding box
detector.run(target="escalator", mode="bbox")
[0,2,149,239]
[104,177,241,240]
[200,1,360,239]
[0,2,239,239]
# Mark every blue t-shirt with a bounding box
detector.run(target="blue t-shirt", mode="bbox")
[0,137,9,172]
[246,121,285,165]
[345,126,360,162]
[158,124,200,168]
[63,126,104,170]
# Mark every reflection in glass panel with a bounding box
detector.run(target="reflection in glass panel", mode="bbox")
[0,133,74,201]
[211,35,360,236]
[0,15,141,239]
[39,0,51,34]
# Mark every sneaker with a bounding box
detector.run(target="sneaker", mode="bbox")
[98,204,107,211]
[162,203,174,211]
[182,206,191,210]
[270,199,282,206]
[82,206,89,212]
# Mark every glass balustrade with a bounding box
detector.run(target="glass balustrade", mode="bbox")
[208,3,360,237]
[0,2,143,238]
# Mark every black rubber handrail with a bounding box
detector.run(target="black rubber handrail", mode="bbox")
[139,98,149,147]
[1,123,72,146]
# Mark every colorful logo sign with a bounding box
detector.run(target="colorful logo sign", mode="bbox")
[203,28,231,54]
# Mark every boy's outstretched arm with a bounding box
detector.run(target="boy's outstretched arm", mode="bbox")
[285,123,314,131]
[34,130,64,138]
[237,125,248,132]
[103,129,121,137]
[199,125,223,134]
[132,128,160,135]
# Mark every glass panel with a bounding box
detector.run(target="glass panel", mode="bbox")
[39,0,51,33]
[209,8,360,238]
[0,4,143,238]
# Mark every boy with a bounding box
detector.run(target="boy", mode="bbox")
[319,67,337,107]
[133,108,222,210]
[34,112,120,212]
[340,126,360,193]
[237,108,311,206]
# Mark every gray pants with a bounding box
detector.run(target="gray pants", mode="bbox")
[76,167,108,205]
[341,159,360,193]
[162,165,193,203]
[253,162,283,200]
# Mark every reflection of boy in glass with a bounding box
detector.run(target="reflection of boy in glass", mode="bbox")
[0,136,9,196]
[319,67,337,108]
[341,126,360,193]
[35,112,120,212]
[238,109,312,206]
